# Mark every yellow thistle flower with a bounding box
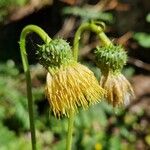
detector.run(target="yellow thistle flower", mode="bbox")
[37,38,106,117]
[46,63,106,117]
[100,71,134,107]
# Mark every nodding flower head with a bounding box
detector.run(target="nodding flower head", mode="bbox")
[94,45,134,107]
[37,38,106,117]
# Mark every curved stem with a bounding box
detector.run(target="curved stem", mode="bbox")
[98,32,112,46]
[19,25,51,150]
[73,22,112,61]
[66,110,75,150]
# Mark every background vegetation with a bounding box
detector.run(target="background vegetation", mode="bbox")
[0,0,150,150]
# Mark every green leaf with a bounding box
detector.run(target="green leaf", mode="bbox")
[122,67,135,79]
[134,32,150,48]
[146,13,150,23]
[62,6,114,23]
[145,135,150,146]
[109,135,121,150]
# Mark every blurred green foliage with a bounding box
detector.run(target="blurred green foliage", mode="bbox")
[62,6,114,23]
[134,32,150,48]
[133,13,150,48]
[146,13,150,23]
[0,0,28,22]
[0,0,27,6]
[0,60,148,150]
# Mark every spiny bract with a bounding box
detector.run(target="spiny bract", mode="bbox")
[36,38,73,69]
[95,45,127,73]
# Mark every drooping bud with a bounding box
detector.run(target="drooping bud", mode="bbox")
[94,45,134,107]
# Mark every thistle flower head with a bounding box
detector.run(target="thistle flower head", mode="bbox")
[46,63,106,117]
[37,38,106,117]
[94,45,134,107]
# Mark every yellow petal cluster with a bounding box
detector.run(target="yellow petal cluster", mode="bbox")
[46,63,106,117]
[100,72,134,107]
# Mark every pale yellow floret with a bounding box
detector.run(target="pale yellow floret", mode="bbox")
[46,63,106,117]
[100,72,134,107]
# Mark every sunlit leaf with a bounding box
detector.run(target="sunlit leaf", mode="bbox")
[134,32,150,48]
[146,13,150,23]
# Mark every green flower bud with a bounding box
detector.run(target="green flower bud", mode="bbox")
[36,38,74,70]
[94,45,127,73]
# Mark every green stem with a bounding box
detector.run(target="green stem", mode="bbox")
[73,22,112,61]
[19,25,51,150]
[71,21,113,150]
[66,110,75,150]
[98,32,112,46]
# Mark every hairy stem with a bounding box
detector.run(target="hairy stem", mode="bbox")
[73,22,112,60]
[19,25,51,150]
[66,110,75,150]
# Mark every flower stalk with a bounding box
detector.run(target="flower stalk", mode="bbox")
[66,110,75,150]
[19,25,51,150]
[73,21,112,60]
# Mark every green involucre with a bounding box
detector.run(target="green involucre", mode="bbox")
[94,45,127,73]
[36,38,74,70]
